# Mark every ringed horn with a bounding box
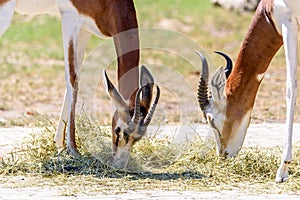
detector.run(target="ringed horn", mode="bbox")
[196,51,233,119]
[130,83,160,131]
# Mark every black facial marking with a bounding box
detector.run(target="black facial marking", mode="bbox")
[115,127,121,147]
[115,127,121,136]
[124,131,129,143]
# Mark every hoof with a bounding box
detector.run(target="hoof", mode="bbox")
[275,177,288,183]
[57,146,66,155]
[275,176,288,183]
[67,147,81,158]
[57,146,66,161]
[275,165,289,183]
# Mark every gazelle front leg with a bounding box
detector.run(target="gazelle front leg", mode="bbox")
[62,15,80,157]
[275,16,298,182]
[0,0,15,37]
[54,28,91,155]
[55,11,91,157]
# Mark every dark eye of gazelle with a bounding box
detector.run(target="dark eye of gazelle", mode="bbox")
[114,127,121,147]
[123,131,129,143]
[115,127,121,136]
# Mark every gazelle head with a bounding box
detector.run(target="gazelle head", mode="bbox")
[103,66,160,169]
[197,51,250,157]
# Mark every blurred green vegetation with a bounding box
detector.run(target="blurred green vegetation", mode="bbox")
[0,0,297,125]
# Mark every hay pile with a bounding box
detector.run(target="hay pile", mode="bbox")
[1,115,300,194]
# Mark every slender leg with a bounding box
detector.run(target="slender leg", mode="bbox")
[54,89,68,153]
[54,28,91,155]
[275,17,298,182]
[0,1,15,37]
[60,12,91,157]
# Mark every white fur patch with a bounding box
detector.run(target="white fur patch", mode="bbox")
[206,96,227,154]
[224,110,252,157]
[113,144,130,169]
[15,0,58,15]
[272,0,300,35]
[13,0,104,38]
[257,73,265,82]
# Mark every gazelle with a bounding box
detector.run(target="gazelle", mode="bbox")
[104,66,160,169]
[0,0,153,167]
[198,0,299,182]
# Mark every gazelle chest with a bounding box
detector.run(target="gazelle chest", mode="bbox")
[272,0,300,33]
[283,0,300,18]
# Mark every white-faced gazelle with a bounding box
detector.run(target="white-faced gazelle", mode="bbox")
[0,0,152,167]
[197,0,299,182]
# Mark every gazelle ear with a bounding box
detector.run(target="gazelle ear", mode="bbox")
[140,65,154,86]
[103,70,128,111]
[210,66,226,101]
[140,66,154,108]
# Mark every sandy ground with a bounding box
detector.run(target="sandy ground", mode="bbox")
[1,123,300,199]
[0,187,300,200]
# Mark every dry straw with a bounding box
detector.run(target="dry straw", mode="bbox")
[1,115,299,195]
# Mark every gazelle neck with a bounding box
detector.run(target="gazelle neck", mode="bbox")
[226,0,283,110]
[220,0,283,146]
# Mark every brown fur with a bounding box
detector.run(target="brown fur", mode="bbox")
[67,39,77,149]
[0,0,9,6]
[71,0,140,101]
[0,0,140,154]
[222,0,283,147]
[68,39,76,88]
[70,0,140,150]
[69,93,77,149]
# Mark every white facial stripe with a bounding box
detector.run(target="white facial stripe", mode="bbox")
[116,118,129,132]
[224,110,252,157]
[207,96,227,154]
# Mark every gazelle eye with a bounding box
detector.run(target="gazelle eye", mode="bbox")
[115,127,121,136]
[123,131,129,143]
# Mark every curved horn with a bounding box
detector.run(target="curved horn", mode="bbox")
[214,51,232,79]
[142,84,160,127]
[131,85,146,125]
[196,51,210,117]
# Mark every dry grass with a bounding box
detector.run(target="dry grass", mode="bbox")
[1,115,300,195]
[1,0,300,196]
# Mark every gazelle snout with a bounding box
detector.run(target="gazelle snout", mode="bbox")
[219,110,252,157]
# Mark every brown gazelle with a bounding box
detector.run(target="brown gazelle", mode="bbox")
[198,0,299,182]
[0,0,141,163]
[104,66,160,169]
